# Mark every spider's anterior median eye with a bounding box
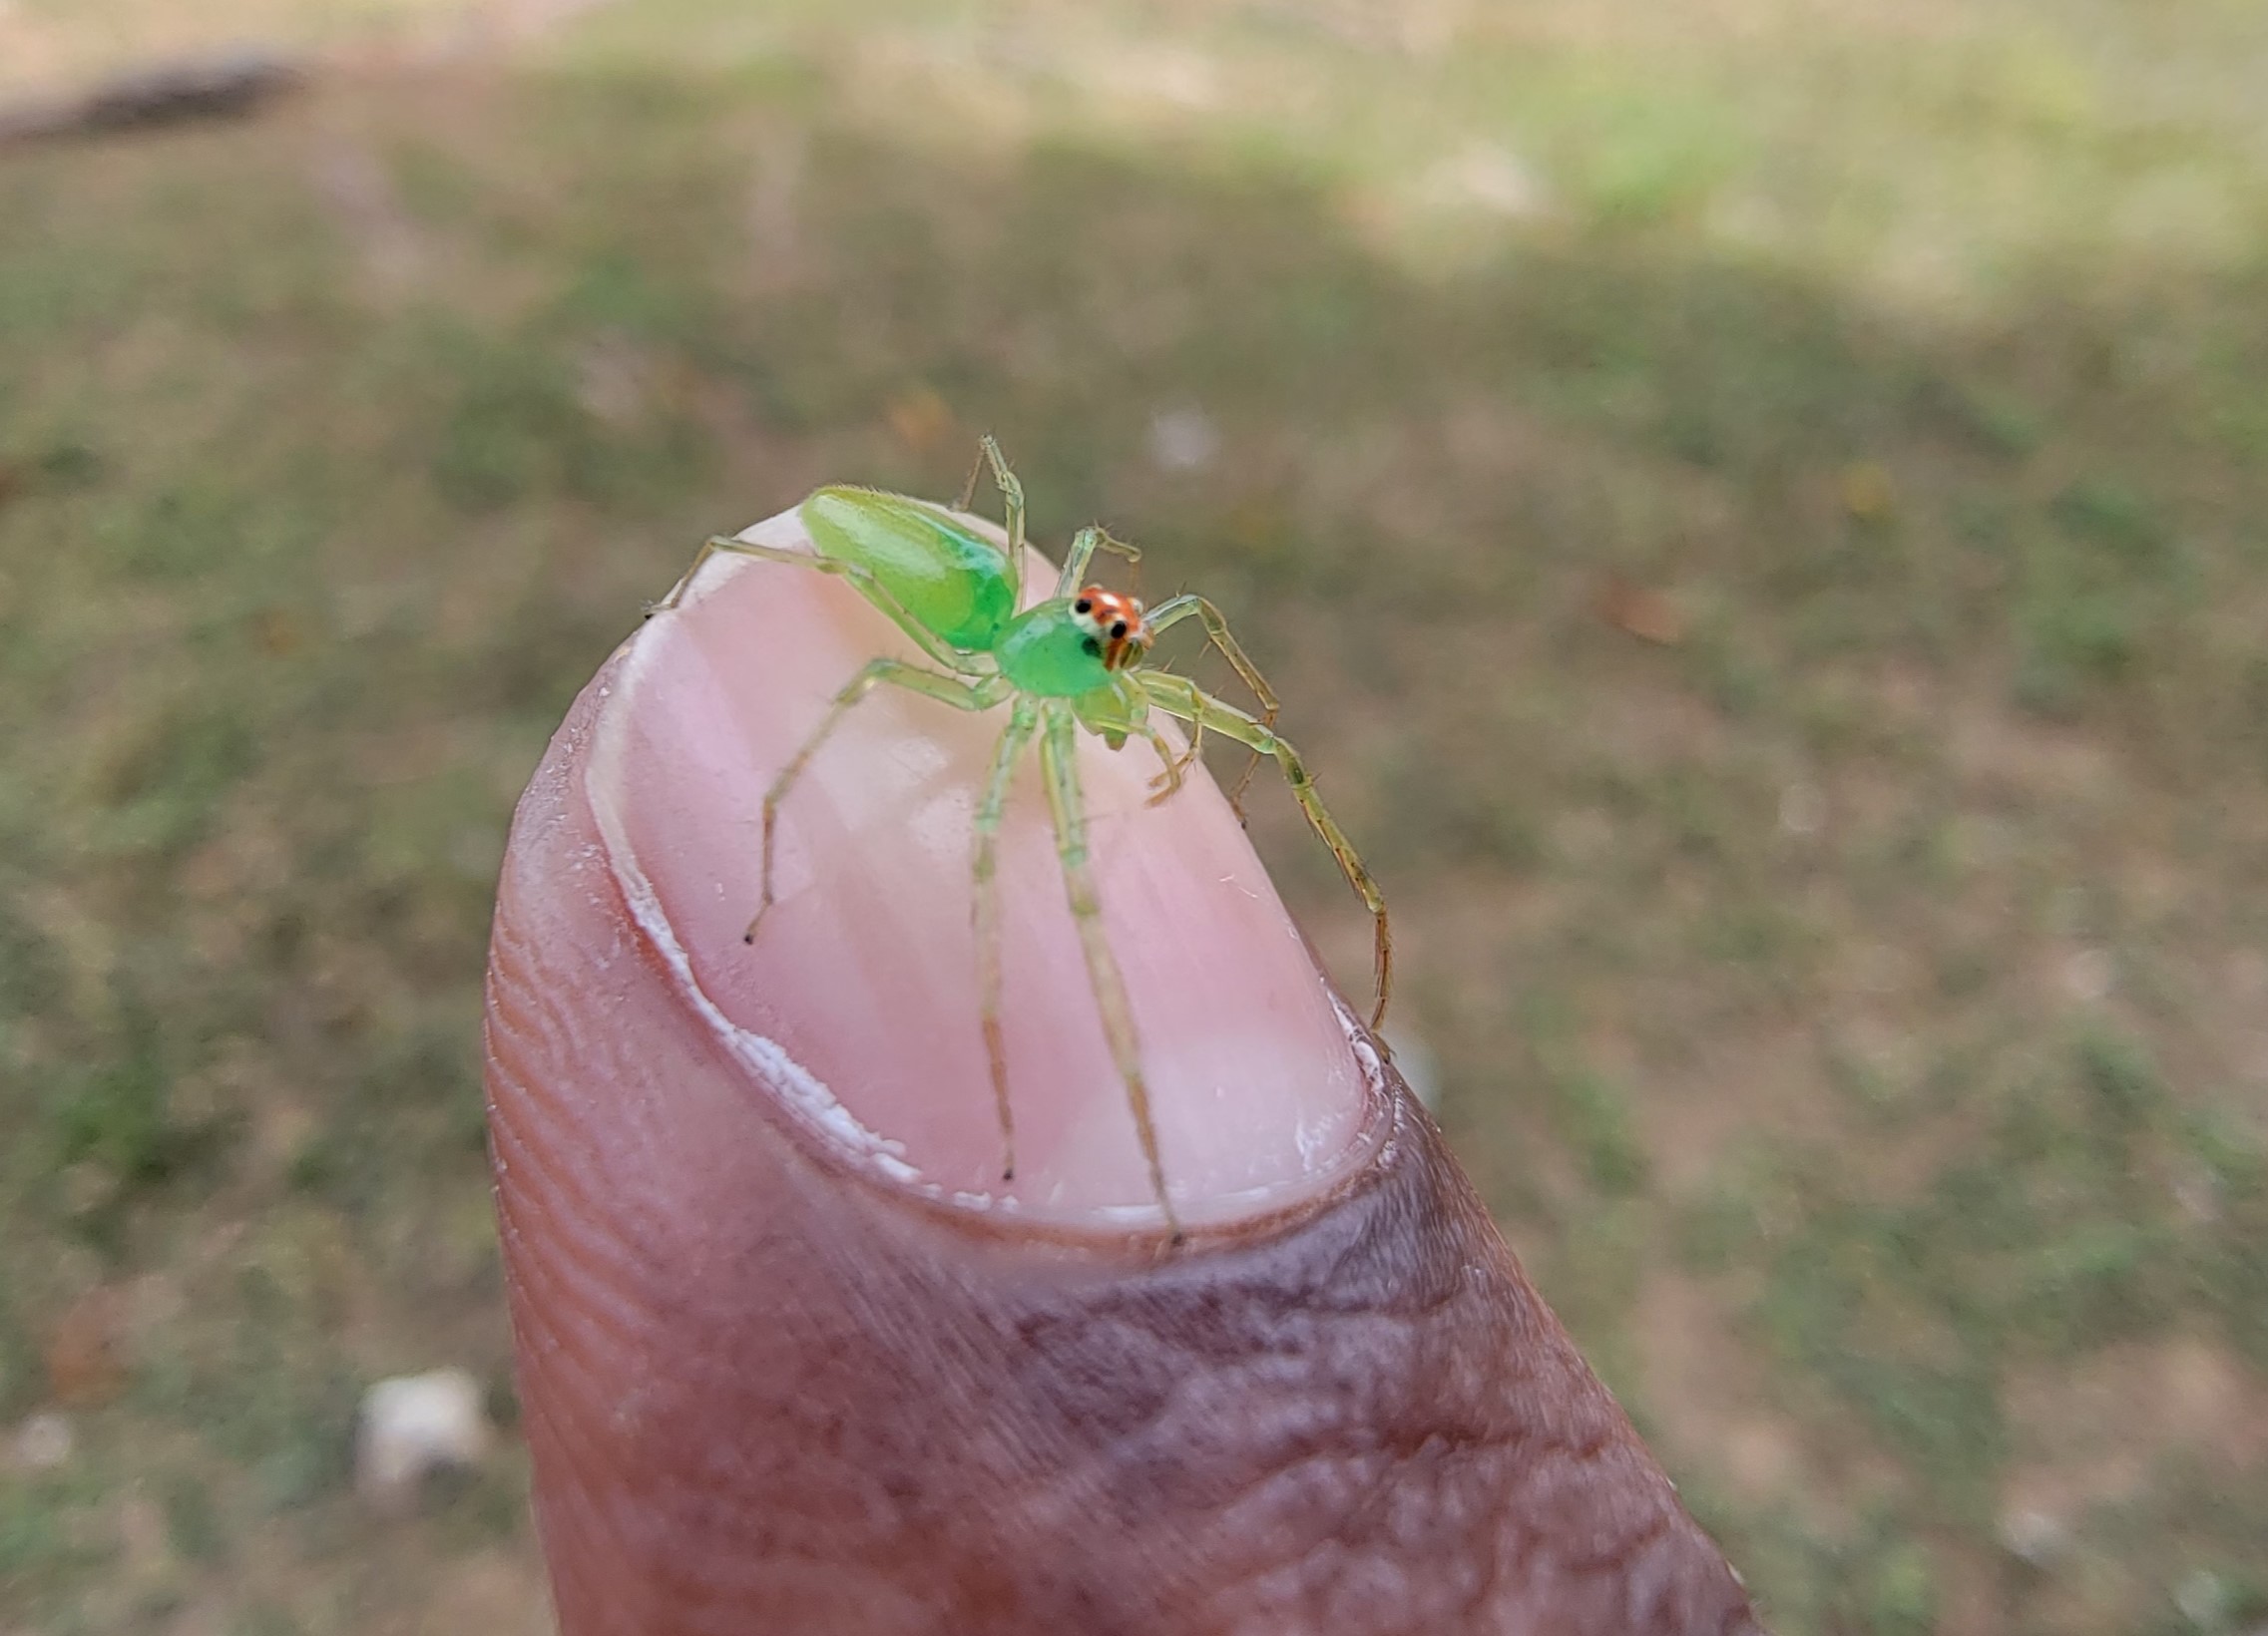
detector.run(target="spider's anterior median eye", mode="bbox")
[1074,598,1093,614]
[1111,621,1129,639]
[1081,635,1103,658]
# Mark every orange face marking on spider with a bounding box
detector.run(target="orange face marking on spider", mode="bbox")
[1069,587,1149,671]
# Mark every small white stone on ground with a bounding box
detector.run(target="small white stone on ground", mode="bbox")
[10,1412,74,1472]
[1997,1505,2067,1566]
[356,1368,495,1514]
[2174,1567,2230,1627]
[1417,143,1551,219]
[1778,780,1826,838]
[2063,947,2115,1003]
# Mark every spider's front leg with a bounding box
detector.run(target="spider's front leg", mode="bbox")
[1135,720,1200,805]
[1137,671,1392,1033]
[1055,524,1144,600]
[1074,677,1193,807]
[1142,594,1280,817]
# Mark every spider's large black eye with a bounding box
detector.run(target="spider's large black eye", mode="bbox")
[1074,598,1093,614]
[1110,620,1129,639]
[1081,635,1102,658]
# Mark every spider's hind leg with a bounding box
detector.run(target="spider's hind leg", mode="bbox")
[1137,671,1392,1034]
[653,536,986,678]
[957,437,1028,606]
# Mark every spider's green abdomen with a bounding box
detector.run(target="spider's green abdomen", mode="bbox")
[801,487,1017,652]
[996,603,1116,698]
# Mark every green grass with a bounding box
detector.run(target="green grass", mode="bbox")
[2,1,2266,1630]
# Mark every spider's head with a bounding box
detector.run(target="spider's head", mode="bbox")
[1070,587,1149,671]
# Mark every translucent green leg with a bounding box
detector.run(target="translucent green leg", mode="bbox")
[653,536,986,676]
[1137,672,1392,1032]
[971,696,1042,1181]
[1038,704,1182,1243]
[983,437,1026,598]
[1134,718,1197,805]
[1143,594,1278,815]
[747,660,1011,941]
[957,436,1028,607]
[1055,524,1143,599]
[956,446,986,511]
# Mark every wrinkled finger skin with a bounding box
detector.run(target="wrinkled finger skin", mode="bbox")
[485,648,1762,1636]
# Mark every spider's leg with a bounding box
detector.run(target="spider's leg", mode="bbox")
[1141,595,1278,817]
[1038,704,1182,1243]
[1134,717,1194,806]
[1058,526,1103,594]
[972,696,1043,1181]
[1138,672,1391,1033]
[654,537,989,675]
[747,661,1011,941]
[1134,659,1204,792]
[977,436,1027,608]
[955,446,986,513]
[1054,524,1142,599]
[1097,672,1195,804]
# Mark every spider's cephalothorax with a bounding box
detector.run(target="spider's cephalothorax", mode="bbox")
[654,437,1391,1244]
[1070,588,1149,671]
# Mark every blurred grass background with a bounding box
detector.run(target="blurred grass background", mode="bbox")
[3,0,2267,1631]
